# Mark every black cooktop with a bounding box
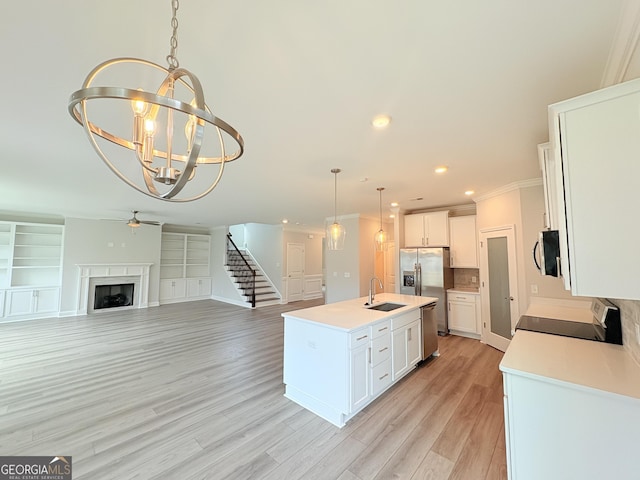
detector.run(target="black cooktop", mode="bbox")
[515,315,604,342]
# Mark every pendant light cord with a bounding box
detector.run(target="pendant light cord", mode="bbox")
[334,172,338,222]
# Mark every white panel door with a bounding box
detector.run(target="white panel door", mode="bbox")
[286,243,305,302]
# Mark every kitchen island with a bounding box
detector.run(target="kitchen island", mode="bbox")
[282,293,437,427]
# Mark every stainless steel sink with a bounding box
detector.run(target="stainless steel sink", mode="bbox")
[366,302,405,312]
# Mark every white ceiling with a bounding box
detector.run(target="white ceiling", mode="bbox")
[0,0,631,231]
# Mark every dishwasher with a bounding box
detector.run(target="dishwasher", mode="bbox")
[421,302,439,360]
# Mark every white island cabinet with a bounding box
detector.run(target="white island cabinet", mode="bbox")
[500,331,640,480]
[283,293,436,427]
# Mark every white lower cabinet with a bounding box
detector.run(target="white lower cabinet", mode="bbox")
[391,311,421,381]
[161,277,212,303]
[4,287,60,319]
[349,328,371,413]
[447,290,481,338]
[186,277,212,298]
[503,371,640,480]
[159,278,187,303]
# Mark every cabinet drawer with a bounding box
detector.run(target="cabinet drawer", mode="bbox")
[371,334,391,365]
[447,292,476,303]
[371,319,391,339]
[350,328,370,348]
[372,357,392,396]
[391,310,420,330]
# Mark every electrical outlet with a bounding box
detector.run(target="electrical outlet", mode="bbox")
[635,323,640,346]
[471,276,477,283]
[531,284,538,294]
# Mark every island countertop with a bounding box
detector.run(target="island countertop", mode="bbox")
[281,293,437,332]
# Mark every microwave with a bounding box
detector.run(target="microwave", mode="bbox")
[533,230,560,277]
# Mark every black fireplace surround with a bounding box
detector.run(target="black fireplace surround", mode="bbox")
[94,283,134,310]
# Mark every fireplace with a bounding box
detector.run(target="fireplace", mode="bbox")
[77,263,152,315]
[94,283,134,310]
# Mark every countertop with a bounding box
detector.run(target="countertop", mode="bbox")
[500,330,640,400]
[447,288,479,294]
[281,293,437,332]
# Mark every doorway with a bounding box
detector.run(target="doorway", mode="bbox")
[286,243,305,302]
[479,226,519,352]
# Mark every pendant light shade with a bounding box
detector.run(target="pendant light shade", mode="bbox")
[326,168,346,250]
[374,187,388,251]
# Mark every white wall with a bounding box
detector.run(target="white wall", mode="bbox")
[282,230,323,277]
[324,215,380,304]
[209,227,245,305]
[60,218,161,315]
[244,223,283,296]
[476,182,576,322]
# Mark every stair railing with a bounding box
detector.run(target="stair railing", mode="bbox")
[226,233,256,308]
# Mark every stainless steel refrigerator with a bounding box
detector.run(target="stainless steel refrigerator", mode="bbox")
[400,247,454,334]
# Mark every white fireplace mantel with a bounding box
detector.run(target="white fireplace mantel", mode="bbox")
[77,263,153,315]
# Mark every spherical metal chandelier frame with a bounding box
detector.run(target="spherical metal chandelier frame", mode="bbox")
[68,0,244,202]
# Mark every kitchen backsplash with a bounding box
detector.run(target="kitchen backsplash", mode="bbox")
[613,299,640,366]
[453,268,480,290]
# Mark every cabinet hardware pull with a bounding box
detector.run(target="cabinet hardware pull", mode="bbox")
[368,347,372,365]
[456,296,465,299]
[379,347,388,352]
[378,327,388,332]
[356,335,368,341]
[379,373,389,380]
[408,328,412,341]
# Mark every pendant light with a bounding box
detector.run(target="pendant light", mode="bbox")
[326,168,346,250]
[374,187,388,251]
[68,0,244,202]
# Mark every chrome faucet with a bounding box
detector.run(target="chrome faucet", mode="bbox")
[368,276,383,305]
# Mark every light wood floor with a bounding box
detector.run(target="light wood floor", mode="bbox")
[0,299,507,480]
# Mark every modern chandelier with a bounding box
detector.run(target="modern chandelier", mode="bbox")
[326,168,346,250]
[374,187,388,251]
[68,0,244,202]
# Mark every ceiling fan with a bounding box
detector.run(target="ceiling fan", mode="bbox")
[126,211,160,228]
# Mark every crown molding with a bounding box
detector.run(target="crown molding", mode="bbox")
[473,178,542,203]
[601,0,640,87]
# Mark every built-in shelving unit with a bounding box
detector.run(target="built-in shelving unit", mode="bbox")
[11,224,64,287]
[0,223,12,288]
[0,221,65,321]
[160,232,211,304]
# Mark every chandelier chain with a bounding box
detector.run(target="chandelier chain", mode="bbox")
[166,0,180,69]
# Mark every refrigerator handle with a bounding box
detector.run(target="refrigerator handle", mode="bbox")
[413,264,418,296]
[416,263,422,296]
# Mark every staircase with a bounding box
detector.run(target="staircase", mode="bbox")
[225,249,280,307]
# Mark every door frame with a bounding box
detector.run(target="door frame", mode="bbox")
[479,225,520,352]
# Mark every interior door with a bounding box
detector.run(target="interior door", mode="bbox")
[286,243,305,302]
[479,226,519,352]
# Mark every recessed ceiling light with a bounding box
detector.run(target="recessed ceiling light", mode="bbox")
[465,190,475,196]
[389,214,395,219]
[282,219,289,224]
[372,114,391,129]
[434,166,448,174]
[390,202,399,207]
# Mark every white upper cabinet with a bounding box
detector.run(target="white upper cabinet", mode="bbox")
[404,211,449,247]
[449,215,478,268]
[548,78,640,299]
[538,143,559,231]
